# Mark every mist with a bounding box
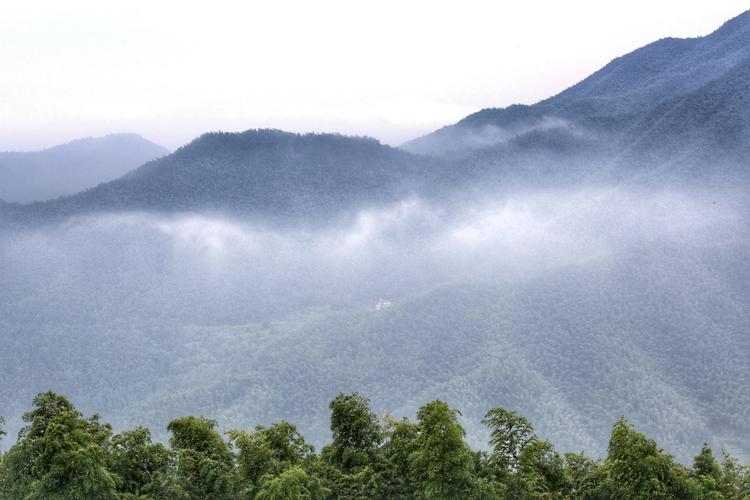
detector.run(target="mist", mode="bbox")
[1,186,740,323]
[2,184,748,460]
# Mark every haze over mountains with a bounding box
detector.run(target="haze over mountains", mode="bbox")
[1,10,749,464]
[2,131,442,225]
[0,134,168,203]
[3,12,750,223]
[404,10,750,185]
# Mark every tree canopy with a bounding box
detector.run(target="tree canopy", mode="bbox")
[1,391,748,499]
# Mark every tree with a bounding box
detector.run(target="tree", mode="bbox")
[481,407,535,474]
[606,418,699,500]
[516,438,570,498]
[167,415,236,499]
[0,416,5,445]
[717,451,750,499]
[109,426,181,498]
[689,444,724,499]
[0,391,117,499]
[380,416,420,498]
[692,444,721,482]
[324,393,382,470]
[255,466,328,500]
[409,400,474,499]
[564,452,610,499]
[228,421,314,492]
[2,390,750,499]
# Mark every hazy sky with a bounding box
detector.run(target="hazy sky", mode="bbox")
[1,0,748,151]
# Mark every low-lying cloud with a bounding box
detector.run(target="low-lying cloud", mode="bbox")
[0,186,742,326]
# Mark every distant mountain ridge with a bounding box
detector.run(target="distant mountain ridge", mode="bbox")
[3,11,750,224]
[402,9,750,178]
[0,134,168,203]
[2,130,441,225]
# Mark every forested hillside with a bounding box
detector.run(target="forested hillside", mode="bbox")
[1,391,748,499]
[1,131,444,226]
[1,7,750,485]
[1,189,747,463]
[402,10,750,187]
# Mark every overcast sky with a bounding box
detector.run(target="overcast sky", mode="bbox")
[1,1,748,151]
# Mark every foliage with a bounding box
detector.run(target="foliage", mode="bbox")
[606,417,699,499]
[483,407,536,474]
[1,391,749,499]
[167,416,236,499]
[409,400,475,499]
[324,393,382,470]
[228,421,314,494]
[0,391,116,499]
[109,426,181,498]
[255,466,328,500]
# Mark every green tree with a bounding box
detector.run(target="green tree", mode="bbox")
[0,391,116,499]
[692,444,721,481]
[255,466,328,500]
[380,416,420,498]
[324,393,382,470]
[690,444,724,499]
[482,407,535,474]
[409,400,474,499]
[316,463,383,500]
[717,451,750,499]
[0,416,5,444]
[167,415,236,499]
[517,438,570,498]
[228,421,314,493]
[109,426,182,498]
[564,452,610,499]
[606,418,698,500]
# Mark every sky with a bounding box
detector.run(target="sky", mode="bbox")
[1,0,748,151]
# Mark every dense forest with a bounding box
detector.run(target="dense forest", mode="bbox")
[1,391,748,499]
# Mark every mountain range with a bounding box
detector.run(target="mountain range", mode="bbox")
[404,10,750,185]
[1,10,750,463]
[3,11,750,224]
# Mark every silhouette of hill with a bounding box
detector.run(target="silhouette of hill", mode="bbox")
[402,9,750,182]
[0,134,168,203]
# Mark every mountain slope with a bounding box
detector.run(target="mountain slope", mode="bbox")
[6,129,443,225]
[545,10,750,117]
[619,54,750,181]
[3,234,747,462]
[0,134,168,203]
[8,12,750,223]
[401,9,750,170]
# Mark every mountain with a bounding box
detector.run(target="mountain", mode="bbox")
[3,130,445,226]
[7,12,750,224]
[401,9,750,182]
[2,221,747,462]
[619,54,750,182]
[0,134,168,203]
[2,10,750,465]
[544,9,750,118]
[134,242,750,461]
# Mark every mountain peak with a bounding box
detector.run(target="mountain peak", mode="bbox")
[404,9,750,162]
[8,128,436,225]
[169,129,385,160]
[0,134,168,203]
